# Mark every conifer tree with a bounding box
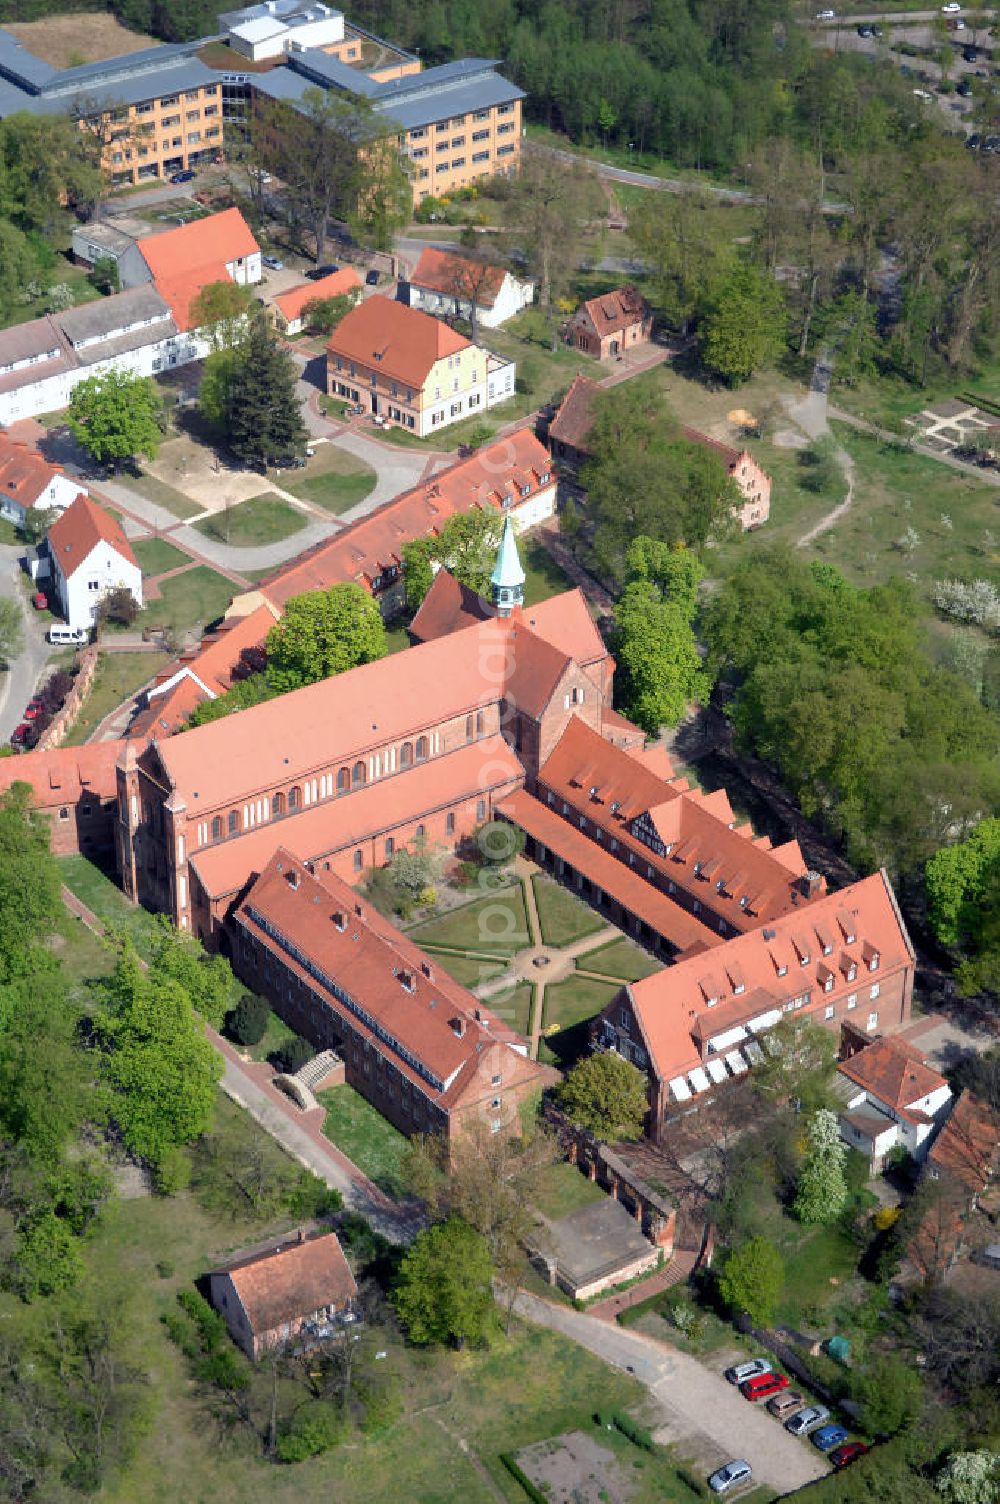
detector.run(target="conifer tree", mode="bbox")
[223,314,308,471]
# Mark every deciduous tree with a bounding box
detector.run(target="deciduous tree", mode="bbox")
[265,582,387,694]
[67,370,163,471]
[392,1216,494,1348]
[793,1108,848,1225]
[717,1235,784,1326]
[699,260,787,385]
[557,1051,648,1140]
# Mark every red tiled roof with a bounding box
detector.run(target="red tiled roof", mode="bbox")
[260,430,555,609]
[46,494,137,578]
[928,1090,1000,1194]
[409,247,507,308]
[408,569,492,642]
[130,602,278,738]
[680,425,741,470]
[548,373,599,451]
[0,738,124,808]
[521,592,606,669]
[273,267,361,323]
[326,296,469,390]
[574,286,648,338]
[137,208,259,282]
[235,848,547,1104]
[0,432,66,510]
[128,673,208,741]
[839,1037,947,1113]
[154,263,233,332]
[627,871,914,1084]
[218,1230,356,1334]
[190,733,524,899]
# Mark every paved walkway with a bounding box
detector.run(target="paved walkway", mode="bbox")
[512,1290,829,1494]
[587,1251,698,1324]
[0,543,52,744]
[59,885,422,1245]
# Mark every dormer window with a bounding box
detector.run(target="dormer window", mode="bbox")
[868,952,879,972]
[777,964,788,977]
[739,895,748,908]
[693,861,702,876]
[823,974,834,993]
[716,879,725,892]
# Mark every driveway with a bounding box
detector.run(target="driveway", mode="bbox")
[0,544,53,744]
[514,1292,829,1494]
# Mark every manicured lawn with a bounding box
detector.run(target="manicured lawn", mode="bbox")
[317,1084,410,1198]
[248,1006,301,1064]
[58,853,161,951]
[415,946,507,989]
[486,979,535,1037]
[319,393,351,418]
[408,883,532,956]
[132,536,192,576]
[61,647,167,746]
[579,935,662,982]
[142,565,234,636]
[531,1160,606,1220]
[194,493,308,547]
[129,469,204,520]
[813,424,1000,597]
[279,445,376,514]
[531,874,606,947]
[521,533,576,607]
[541,973,621,1033]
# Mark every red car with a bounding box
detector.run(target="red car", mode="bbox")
[31,591,46,610]
[740,1372,789,1402]
[830,1443,869,1469]
[10,723,30,746]
[23,700,45,720]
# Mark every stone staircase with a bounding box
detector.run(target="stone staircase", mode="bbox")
[295,1049,341,1094]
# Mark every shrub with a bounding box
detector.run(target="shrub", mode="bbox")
[932,578,1000,631]
[273,1036,313,1073]
[276,1403,345,1462]
[499,1454,549,1504]
[97,587,139,628]
[39,669,74,713]
[225,992,270,1046]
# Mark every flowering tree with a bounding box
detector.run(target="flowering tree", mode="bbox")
[794,1108,848,1225]
[936,1451,1000,1504]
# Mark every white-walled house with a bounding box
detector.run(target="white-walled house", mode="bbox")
[43,494,143,630]
[406,247,535,329]
[0,432,85,525]
[836,1036,953,1170]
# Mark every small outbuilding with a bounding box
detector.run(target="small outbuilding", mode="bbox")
[209,1227,358,1360]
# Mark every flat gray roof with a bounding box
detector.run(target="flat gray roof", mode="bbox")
[535,1198,653,1288]
[377,73,523,132]
[0,27,56,91]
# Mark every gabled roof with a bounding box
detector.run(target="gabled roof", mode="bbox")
[409,247,508,308]
[326,295,469,389]
[839,1037,948,1113]
[258,430,554,608]
[128,604,277,740]
[626,871,915,1084]
[548,373,599,451]
[0,433,66,511]
[47,494,136,578]
[408,569,492,643]
[216,1229,357,1334]
[928,1090,1000,1194]
[137,207,259,283]
[0,738,124,808]
[273,266,361,324]
[573,285,648,338]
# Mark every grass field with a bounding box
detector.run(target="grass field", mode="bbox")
[61,648,166,746]
[195,493,307,547]
[0,259,103,332]
[132,536,192,577]
[532,874,606,947]
[415,947,507,989]
[317,1084,410,1197]
[408,884,532,957]
[5,11,157,66]
[130,469,204,521]
[579,935,662,982]
[58,852,161,951]
[279,446,376,514]
[541,973,621,1035]
[521,534,576,607]
[142,565,234,637]
[531,1160,606,1220]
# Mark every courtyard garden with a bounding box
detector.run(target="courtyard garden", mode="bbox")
[277,444,377,514]
[194,492,308,547]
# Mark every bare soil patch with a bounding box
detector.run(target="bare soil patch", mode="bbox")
[4,12,158,67]
[518,1430,631,1504]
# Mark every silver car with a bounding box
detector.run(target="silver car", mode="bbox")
[724,1358,772,1385]
[709,1460,752,1494]
[786,1405,830,1436]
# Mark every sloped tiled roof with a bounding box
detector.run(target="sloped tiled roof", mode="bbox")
[137,207,259,283]
[273,267,362,324]
[0,433,65,511]
[548,373,599,451]
[409,247,507,308]
[127,603,278,740]
[326,295,469,389]
[839,1037,947,1113]
[574,285,648,338]
[47,494,137,578]
[0,739,124,809]
[219,1230,356,1334]
[928,1090,1000,1194]
[408,569,492,642]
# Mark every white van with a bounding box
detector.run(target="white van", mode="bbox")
[48,626,88,645]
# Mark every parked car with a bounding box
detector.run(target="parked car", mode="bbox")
[958,80,973,95]
[30,590,47,609]
[725,1359,772,1385]
[812,1425,850,1452]
[305,263,339,280]
[913,88,934,100]
[262,255,284,270]
[857,24,873,37]
[48,625,87,645]
[785,1406,831,1436]
[740,1373,789,1402]
[23,700,45,721]
[365,268,380,285]
[830,1442,869,1469]
[941,3,963,13]
[966,132,981,146]
[872,23,883,35]
[963,46,979,61]
[815,8,835,17]
[169,169,195,184]
[10,723,29,746]
[767,1391,805,1419]
[708,1460,753,1495]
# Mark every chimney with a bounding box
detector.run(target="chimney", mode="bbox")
[421,961,433,980]
[354,902,363,918]
[800,870,822,898]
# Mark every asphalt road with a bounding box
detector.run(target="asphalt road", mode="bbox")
[814,8,996,24]
[0,544,53,746]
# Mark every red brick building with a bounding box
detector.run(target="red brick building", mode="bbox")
[231,848,551,1143]
[565,287,652,361]
[209,1227,357,1360]
[0,740,123,857]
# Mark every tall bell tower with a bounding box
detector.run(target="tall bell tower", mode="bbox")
[490,514,525,618]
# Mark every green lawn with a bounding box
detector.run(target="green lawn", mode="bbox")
[415,946,507,989]
[579,935,662,982]
[128,469,204,520]
[408,883,532,957]
[132,536,192,577]
[485,979,535,1037]
[279,445,376,515]
[531,875,606,947]
[812,424,1000,597]
[194,494,308,547]
[531,1160,606,1220]
[0,258,102,332]
[61,648,167,746]
[247,1006,301,1064]
[58,852,161,951]
[541,974,621,1034]
[521,534,576,607]
[142,565,235,637]
[317,1084,410,1198]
